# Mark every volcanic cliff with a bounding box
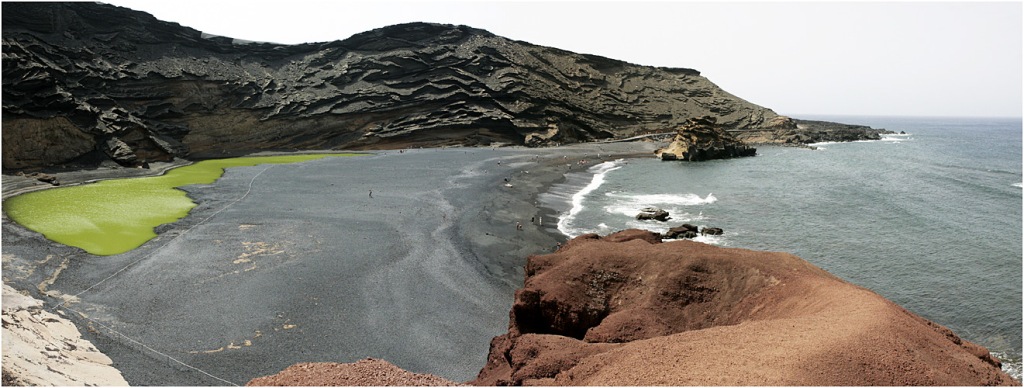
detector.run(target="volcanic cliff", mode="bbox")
[249,230,1017,386]
[2,2,880,170]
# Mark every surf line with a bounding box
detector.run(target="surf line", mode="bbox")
[556,160,622,238]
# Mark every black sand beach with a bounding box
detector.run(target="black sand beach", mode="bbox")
[1,142,659,385]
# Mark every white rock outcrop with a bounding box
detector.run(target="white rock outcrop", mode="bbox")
[2,284,129,386]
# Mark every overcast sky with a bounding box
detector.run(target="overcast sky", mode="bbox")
[102,0,1022,118]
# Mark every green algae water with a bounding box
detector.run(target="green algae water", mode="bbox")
[4,154,360,256]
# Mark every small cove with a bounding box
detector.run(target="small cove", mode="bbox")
[3,154,361,256]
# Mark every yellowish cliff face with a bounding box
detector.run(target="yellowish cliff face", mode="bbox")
[655,116,756,161]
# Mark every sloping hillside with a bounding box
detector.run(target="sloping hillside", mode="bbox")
[2,2,798,169]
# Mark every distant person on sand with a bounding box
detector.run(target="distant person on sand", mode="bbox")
[369,189,373,198]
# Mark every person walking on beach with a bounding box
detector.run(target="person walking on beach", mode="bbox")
[369,189,373,198]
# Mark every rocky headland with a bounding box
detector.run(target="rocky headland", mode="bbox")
[1,2,888,172]
[734,118,890,146]
[251,230,1017,386]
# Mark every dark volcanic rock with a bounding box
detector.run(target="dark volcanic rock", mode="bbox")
[2,2,796,169]
[655,116,757,161]
[635,207,670,222]
[700,226,723,235]
[734,118,893,146]
[664,224,699,239]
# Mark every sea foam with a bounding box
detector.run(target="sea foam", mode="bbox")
[556,160,623,237]
[811,133,912,149]
[603,192,716,219]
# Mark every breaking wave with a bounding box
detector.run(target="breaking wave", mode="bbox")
[603,192,717,217]
[556,160,623,238]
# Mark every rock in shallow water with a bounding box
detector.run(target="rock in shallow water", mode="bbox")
[656,116,757,161]
[635,207,671,222]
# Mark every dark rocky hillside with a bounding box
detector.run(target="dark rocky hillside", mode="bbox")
[2,2,877,170]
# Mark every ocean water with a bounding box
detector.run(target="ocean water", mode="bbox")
[542,115,1023,379]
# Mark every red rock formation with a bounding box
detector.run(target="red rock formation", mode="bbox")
[246,358,458,386]
[246,230,1016,386]
[471,229,1017,386]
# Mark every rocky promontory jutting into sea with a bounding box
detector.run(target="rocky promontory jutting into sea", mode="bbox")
[2,2,1015,387]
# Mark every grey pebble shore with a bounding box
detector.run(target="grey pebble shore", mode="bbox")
[1,142,658,385]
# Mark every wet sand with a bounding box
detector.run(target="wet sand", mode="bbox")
[1,142,659,385]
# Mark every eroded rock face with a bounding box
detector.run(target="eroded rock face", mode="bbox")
[655,116,757,161]
[2,2,794,170]
[471,230,1017,386]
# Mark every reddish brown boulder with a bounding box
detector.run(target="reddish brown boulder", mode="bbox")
[246,358,459,386]
[471,229,1017,386]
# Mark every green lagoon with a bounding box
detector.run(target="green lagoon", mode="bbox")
[4,154,359,256]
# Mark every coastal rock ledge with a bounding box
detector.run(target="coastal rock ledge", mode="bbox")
[251,230,1017,386]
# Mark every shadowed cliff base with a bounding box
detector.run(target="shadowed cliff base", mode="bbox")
[250,229,1017,386]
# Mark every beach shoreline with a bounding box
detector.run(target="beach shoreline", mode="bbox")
[0,141,663,385]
